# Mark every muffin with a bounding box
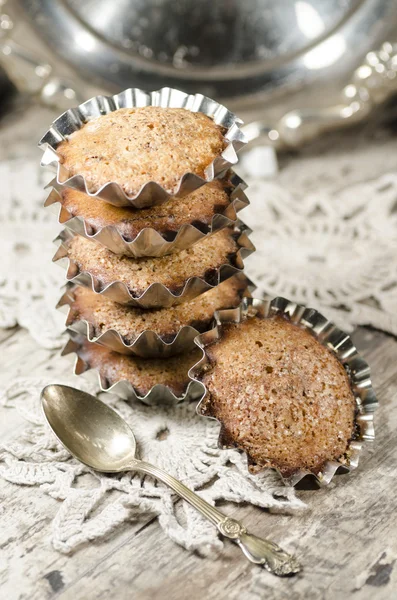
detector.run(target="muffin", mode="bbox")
[54,179,232,241]
[196,313,357,478]
[57,106,226,197]
[75,337,202,398]
[62,276,250,348]
[60,227,245,300]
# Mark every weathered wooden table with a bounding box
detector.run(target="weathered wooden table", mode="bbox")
[1,100,396,600]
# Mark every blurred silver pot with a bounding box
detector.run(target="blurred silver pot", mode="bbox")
[1,0,397,146]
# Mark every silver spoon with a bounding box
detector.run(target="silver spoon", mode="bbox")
[41,384,301,576]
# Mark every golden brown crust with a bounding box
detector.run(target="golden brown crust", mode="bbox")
[57,107,226,197]
[78,339,201,396]
[68,276,249,343]
[67,228,238,297]
[59,179,231,240]
[198,315,356,476]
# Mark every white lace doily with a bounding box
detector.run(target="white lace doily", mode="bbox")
[0,378,305,555]
[1,143,396,556]
[0,159,64,348]
[240,150,397,335]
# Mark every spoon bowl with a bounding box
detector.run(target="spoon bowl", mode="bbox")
[42,384,137,472]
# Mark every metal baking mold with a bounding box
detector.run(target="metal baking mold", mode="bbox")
[52,223,255,309]
[62,333,205,406]
[39,87,247,208]
[57,274,255,358]
[189,296,377,487]
[44,171,250,257]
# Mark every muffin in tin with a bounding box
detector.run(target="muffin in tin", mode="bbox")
[54,178,233,242]
[60,275,251,355]
[72,336,202,399]
[56,225,252,308]
[57,106,227,197]
[193,306,359,479]
[46,172,249,258]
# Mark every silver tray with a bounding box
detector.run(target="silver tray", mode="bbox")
[57,274,255,358]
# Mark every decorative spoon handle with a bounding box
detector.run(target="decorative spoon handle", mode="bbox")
[133,460,300,576]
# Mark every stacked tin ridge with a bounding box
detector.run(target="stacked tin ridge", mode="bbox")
[39,88,255,404]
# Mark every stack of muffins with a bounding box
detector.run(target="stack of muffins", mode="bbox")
[40,93,254,402]
[39,90,377,484]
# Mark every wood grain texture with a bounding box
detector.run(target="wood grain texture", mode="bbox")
[1,103,397,600]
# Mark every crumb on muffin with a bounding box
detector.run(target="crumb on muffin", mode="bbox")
[59,179,232,240]
[78,339,202,397]
[67,275,249,343]
[57,106,227,197]
[67,228,239,297]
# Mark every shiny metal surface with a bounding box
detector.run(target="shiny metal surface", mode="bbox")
[18,0,364,94]
[2,0,395,112]
[243,41,397,148]
[41,384,301,575]
[66,0,357,71]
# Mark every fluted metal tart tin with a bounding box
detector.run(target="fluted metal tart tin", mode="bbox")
[189,296,377,487]
[57,275,255,358]
[44,171,250,258]
[52,223,255,309]
[62,334,205,406]
[39,87,247,209]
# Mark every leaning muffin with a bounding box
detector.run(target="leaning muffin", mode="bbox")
[54,179,233,241]
[195,312,357,478]
[75,338,202,398]
[61,275,250,350]
[58,227,248,303]
[57,106,226,197]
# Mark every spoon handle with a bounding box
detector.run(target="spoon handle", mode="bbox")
[133,460,300,576]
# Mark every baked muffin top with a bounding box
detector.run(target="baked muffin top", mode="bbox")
[198,314,356,476]
[59,179,230,239]
[67,276,249,343]
[57,107,226,197]
[67,228,238,296]
[78,339,201,397]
